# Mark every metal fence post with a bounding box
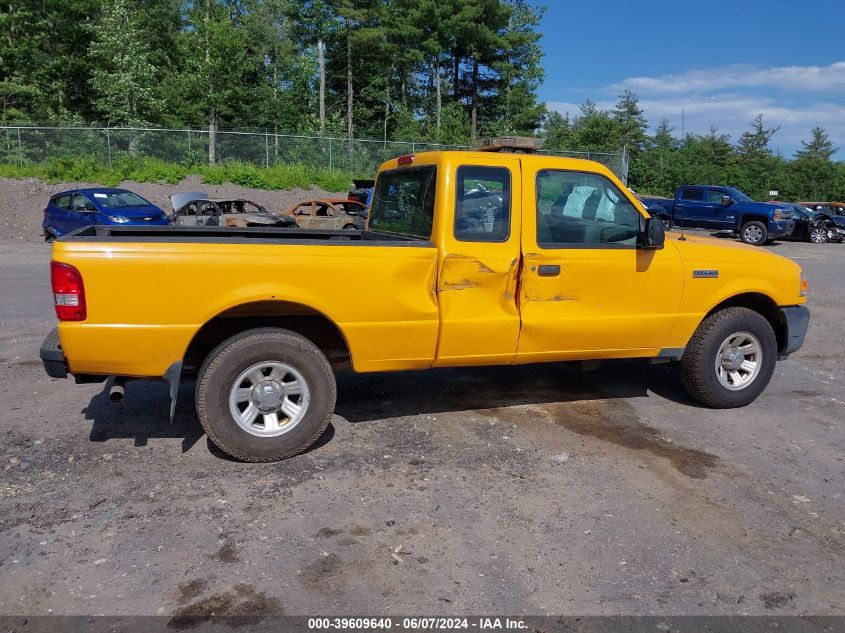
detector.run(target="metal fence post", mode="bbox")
[105,127,112,167]
[328,138,333,171]
[187,129,191,164]
[265,132,270,168]
[16,127,23,166]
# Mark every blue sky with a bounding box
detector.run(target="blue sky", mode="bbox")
[537,0,845,157]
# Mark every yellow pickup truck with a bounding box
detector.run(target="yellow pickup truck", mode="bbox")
[40,150,810,462]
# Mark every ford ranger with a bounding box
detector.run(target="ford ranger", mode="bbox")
[640,185,795,245]
[40,151,810,462]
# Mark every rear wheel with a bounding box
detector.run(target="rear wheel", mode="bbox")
[739,221,767,245]
[809,226,829,243]
[342,224,356,230]
[196,328,336,462]
[660,216,674,231]
[680,307,777,408]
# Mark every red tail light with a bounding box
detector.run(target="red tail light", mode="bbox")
[51,261,86,321]
[397,154,414,165]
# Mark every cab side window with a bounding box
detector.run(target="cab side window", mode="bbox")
[535,170,640,247]
[707,190,726,203]
[454,165,511,242]
[54,194,71,209]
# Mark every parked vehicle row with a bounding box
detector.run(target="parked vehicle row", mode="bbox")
[639,185,795,246]
[639,187,845,246]
[43,187,372,239]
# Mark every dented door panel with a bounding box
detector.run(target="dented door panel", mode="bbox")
[434,157,522,365]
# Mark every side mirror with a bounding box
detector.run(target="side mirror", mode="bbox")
[721,195,733,206]
[642,217,665,250]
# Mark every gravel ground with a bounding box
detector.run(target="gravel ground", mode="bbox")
[0,228,842,619]
[0,175,346,242]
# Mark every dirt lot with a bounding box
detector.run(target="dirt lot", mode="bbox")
[0,200,843,618]
[0,176,345,242]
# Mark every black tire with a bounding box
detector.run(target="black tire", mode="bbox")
[739,220,767,245]
[342,224,357,230]
[808,226,829,244]
[660,216,673,231]
[680,307,777,408]
[195,328,336,462]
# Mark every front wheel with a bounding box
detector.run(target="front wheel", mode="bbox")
[195,328,336,462]
[739,221,768,245]
[680,307,777,408]
[809,226,829,243]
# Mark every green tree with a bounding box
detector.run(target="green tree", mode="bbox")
[89,0,160,125]
[613,90,647,156]
[792,127,838,199]
[735,114,779,198]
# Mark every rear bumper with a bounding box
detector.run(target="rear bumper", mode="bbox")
[779,305,811,359]
[40,327,68,378]
[40,328,108,383]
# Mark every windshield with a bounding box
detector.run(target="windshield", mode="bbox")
[726,187,753,203]
[369,166,437,238]
[92,191,153,208]
[792,204,817,218]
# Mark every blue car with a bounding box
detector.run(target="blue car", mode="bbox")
[43,188,170,239]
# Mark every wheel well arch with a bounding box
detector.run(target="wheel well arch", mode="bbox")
[739,215,769,228]
[183,300,351,372]
[705,292,786,351]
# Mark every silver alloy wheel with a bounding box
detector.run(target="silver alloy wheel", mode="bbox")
[810,227,828,243]
[228,361,310,437]
[714,331,762,391]
[743,225,764,243]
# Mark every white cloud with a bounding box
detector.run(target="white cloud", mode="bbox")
[613,62,845,94]
[547,62,845,154]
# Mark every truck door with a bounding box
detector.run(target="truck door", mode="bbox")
[434,157,522,366]
[517,165,683,361]
[702,188,735,229]
[674,187,706,226]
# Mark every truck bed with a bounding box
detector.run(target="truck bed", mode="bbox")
[51,224,441,377]
[62,224,425,244]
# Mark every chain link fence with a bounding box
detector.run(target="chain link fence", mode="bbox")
[0,125,628,183]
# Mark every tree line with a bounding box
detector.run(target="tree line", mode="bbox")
[544,92,844,202]
[0,0,544,151]
[1,0,841,201]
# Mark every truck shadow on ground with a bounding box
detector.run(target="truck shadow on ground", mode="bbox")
[81,360,699,459]
[334,360,700,424]
[82,381,335,460]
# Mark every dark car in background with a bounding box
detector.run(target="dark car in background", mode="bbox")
[43,188,169,239]
[800,202,845,217]
[781,203,845,243]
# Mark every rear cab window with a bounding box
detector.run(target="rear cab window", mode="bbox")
[369,165,437,239]
[681,188,704,201]
[454,165,511,242]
